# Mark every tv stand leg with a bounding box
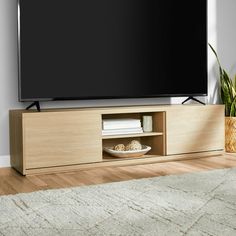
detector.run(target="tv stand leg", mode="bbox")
[182,96,205,105]
[26,101,41,112]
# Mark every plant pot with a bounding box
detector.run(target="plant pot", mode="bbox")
[225,117,236,152]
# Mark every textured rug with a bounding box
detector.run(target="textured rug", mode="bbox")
[1,168,236,236]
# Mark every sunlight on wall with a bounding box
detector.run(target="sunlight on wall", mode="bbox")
[208,0,219,104]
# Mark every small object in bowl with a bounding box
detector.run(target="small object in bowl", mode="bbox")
[103,145,151,158]
[113,144,125,151]
[125,140,142,151]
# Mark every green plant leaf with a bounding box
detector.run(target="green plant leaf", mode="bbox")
[234,74,236,92]
[223,70,235,100]
[208,43,224,78]
[208,43,236,116]
[230,96,236,116]
[208,43,221,68]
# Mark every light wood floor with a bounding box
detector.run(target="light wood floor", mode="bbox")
[0,153,236,196]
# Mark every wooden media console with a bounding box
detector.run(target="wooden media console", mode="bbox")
[9,105,225,175]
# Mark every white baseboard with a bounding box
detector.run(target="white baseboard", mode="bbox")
[0,155,10,168]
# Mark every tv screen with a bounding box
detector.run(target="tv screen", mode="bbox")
[18,0,207,101]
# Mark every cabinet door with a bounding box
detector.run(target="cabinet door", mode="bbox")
[166,105,224,155]
[23,111,102,169]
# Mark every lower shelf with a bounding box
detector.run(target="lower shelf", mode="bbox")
[102,154,160,162]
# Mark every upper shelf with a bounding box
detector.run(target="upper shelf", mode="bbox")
[102,132,163,139]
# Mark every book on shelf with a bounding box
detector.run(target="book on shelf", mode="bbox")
[102,127,143,136]
[102,118,141,130]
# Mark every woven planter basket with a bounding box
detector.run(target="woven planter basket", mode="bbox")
[225,117,236,152]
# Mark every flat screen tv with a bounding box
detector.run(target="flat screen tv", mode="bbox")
[18,0,207,101]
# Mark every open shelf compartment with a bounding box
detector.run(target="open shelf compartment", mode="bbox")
[102,111,166,160]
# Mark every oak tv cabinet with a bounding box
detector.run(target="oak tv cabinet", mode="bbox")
[9,105,224,175]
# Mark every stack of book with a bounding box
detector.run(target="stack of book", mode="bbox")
[102,118,143,136]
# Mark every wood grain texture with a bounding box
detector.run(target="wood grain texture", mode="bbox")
[24,151,223,175]
[166,105,225,155]
[0,153,235,196]
[152,112,166,155]
[23,111,103,169]
[102,132,163,139]
[9,110,25,174]
[11,104,218,114]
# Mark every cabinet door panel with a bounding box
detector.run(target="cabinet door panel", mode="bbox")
[23,111,102,169]
[166,106,224,155]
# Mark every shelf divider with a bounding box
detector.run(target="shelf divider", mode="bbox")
[102,132,163,140]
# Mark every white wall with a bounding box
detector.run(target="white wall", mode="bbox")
[0,0,24,161]
[0,0,235,164]
[217,0,236,77]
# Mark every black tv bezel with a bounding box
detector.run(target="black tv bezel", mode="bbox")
[17,0,208,102]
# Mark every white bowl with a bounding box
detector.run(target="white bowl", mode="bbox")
[103,145,151,158]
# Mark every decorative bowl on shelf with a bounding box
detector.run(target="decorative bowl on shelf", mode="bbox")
[103,145,151,158]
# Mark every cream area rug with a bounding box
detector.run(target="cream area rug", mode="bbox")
[1,168,236,236]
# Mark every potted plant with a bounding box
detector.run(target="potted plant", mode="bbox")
[209,44,236,152]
